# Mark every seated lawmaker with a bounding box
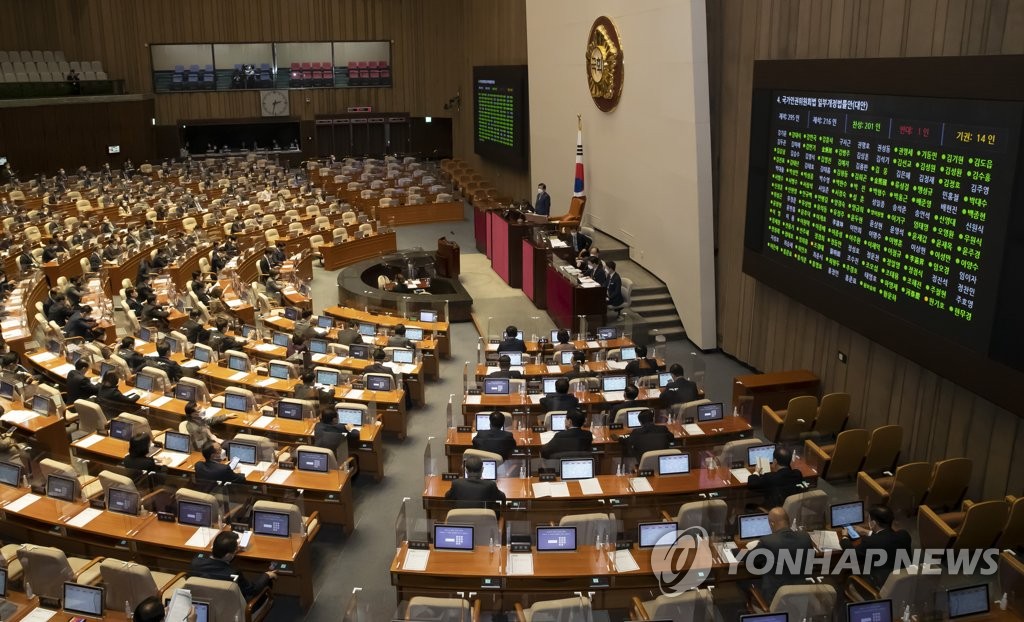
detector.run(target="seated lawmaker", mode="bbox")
[98,371,140,404]
[386,324,415,349]
[660,363,698,408]
[117,335,147,372]
[189,531,275,601]
[540,410,592,459]
[539,377,580,413]
[313,408,360,454]
[445,454,506,508]
[195,441,247,484]
[840,504,912,588]
[606,261,624,314]
[618,409,673,461]
[496,325,526,353]
[746,446,804,508]
[624,344,662,378]
[565,351,596,380]
[151,340,184,382]
[472,411,517,460]
[750,508,815,603]
[65,359,98,403]
[552,329,575,352]
[488,355,523,379]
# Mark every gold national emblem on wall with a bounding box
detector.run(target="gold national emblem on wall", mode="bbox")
[585,16,624,112]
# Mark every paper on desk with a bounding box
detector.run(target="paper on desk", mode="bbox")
[464,394,481,405]
[19,608,58,622]
[508,553,534,575]
[613,549,641,573]
[257,378,277,387]
[186,526,218,548]
[251,416,274,429]
[579,281,602,288]
[602,391,625,402]
[718,543,739,564]
[532,482,570,498]
[528,394,544,405]
[730,468,753,484]
[74,433,105,449]
[66,507,102,528]
[5,493,40,512]
[149,396,173,408]
[403,549,430,571]
[386,363,417,375]
[629,477,653,493]
[330,356,346,366]
[226,299,242,308]
[0,320,19,329]
[546,365,562,374]
[549,239,569,248]
[28,351,56,363]
[538,431,556,444]
[312,353,331,363]
[156,451,188,468]
[605,360,628,370]
[255,343,278,352]
[266,469,291,485]
[0,410,37,425]
[182,359,204,368]
[811,530,841,550]
[52,362,75,376]
[346,389,366,401]
[682,423,705,436]
[360,335,376,344]
[578,478,603,496]
[229,371,248,381]
[203,406,222,418]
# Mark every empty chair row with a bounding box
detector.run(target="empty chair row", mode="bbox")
[288,61,333,71]
[762,392,851,443]
[0,59,101,73]
[0,71,107,83]
[0,50,66,63]
[918,494,1024,551]
[858,457,973,517]
[804,424,904,480]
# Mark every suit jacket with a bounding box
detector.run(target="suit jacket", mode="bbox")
[313,421,358,452]
[619,423,674,461]
[188,555,270,600]
[752,528,815,603]
[841,528,912,587]
[194,459,247,484]
[98,384,140,404]
[182,319,208,344]
[539,393,580,413]
[151,356,184,382]
[472,429,517,460]
[387,335,414,349]
[117,347,147,372]
[364,363,396,382]
[335,328,360,346]
[487,369,523,379]
[607,272,624,307]
[747,466,804,508]
[496,337,527,353]
[444,477,506,508]
[590,266,609,287]
[541,427,593,459]
[534,191,551,216]
[625,358,661,378]
[65,369,97,403]
[661,378,699,407]
[64,313,98,339]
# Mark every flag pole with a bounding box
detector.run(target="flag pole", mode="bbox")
[577,114,582,131]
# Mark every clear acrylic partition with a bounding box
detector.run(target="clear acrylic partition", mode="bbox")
[342,588,374,622]
[395,496,432,548]
[621,314,635,344]
[423,435,447,479]
[445,393,459,429]
[517,596,594,622]
[576,315,589,340]
[688,349,707,393]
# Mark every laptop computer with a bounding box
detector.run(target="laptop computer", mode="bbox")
[535,526,577,552]
[830,500,864,528]
[433,524,474,551]
[738,513,772,540]
[638,521,678,548]
[336,407,363,427]
[847,599,892,622]
[252,510,290,537]
[63,582,104,619]
[948,584,990,619]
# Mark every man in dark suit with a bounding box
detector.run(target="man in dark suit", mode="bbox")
[335,322,361,346]
[258,249,274,279]
[660,363,698,408]
[586,256,608,287]
[65,359,98,403]
[841,504,912,588]
[194,442,247,484]
[488,355,523,379]
[534,183,551,216]
[445,454,506,508]
[750,507,815,603]
[472,411,517,460]
[151,340,184,383]
[64,307,103,341]
[541,410,593,459]
[625,345,662,378]
[567,229,592,256]
[746,447,804,508]
[387,324,415,349]
[610,384,646,416]
[189,531,275,600]
[141,294,170,331]
[565,351,596,381]
[618,410,674,461]
[116,336,147,372]
[539,378,580,413]
[363,349,396,382]
[181,309,207,344]
[292,309,318,341]
[606,261,624,311]
[496,325,527,353]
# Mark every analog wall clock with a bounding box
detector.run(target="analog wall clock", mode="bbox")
[260,90,290,117]
[585,16,624,112]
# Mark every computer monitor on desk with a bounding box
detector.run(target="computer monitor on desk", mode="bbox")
[830,501,864,528]
[309,338,329,354]
[357,323,376,337]
[108,419,133,441]
[419,310,437,323]
[602,375,626,393]
[638,521,677,548]
[504,351,522,366]
[252,510,290,537]
[107,487,140,516]
[296,449,329,473]
[174,383,198,402]
[317,315,334,329]
[227,354,249,372]
[697,402,724,422]
[658,453,690,476]
[46,474,78,502]
[948,585,990,619]
[223,392,250,413]
[558,351,575,365]
[392,348,414,364]
[747,444,776,467]
[336,407,363,427]
[228,442,258,465]
[596,327,618,340]
[483,378,510,395]
[63,582,104,619]
[348,344,370,360]
[847,600,892,622]
[316,368,340,387]
[433,524,474,551]
[738,513,772,540]
[277,400,304,421]
[549,413,567,431]
[625,409,645,428]
[619,346,636,361]
[178,500,214,527]
[162,431,190,454]
[0,462,22,487]
[559,457,594,481]
[405,327,424,341]
[536,526,577,552]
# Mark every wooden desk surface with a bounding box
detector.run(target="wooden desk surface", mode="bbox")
[484,337,638,354]
[733,369,819,390]
[474,359,664,379]
[461,387,663,413]
[322,305,450,333]
[198,363,405,405]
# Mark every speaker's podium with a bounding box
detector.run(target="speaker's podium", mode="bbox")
[436,236,460,278]
[487,209,540,288]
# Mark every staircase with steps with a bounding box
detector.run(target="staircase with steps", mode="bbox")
[586,228,687,345]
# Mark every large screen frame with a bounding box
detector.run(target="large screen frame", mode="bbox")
[473,64,529,170]
[743,55,1024,415]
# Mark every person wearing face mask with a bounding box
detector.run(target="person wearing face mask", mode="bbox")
[534,183,550,216]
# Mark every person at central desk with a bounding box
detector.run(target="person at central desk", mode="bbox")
[540,378,580,413]
[391,272,411,294]
[497,325,526,353]
[99,371,141,404]
[445,454,506,508]
[487,355,523,379]
[746,447,804,508]
[189,531,276,601]
[540,410,592,459]
[195,441,247,484]
[472,411,517,460]
[618,409,673,461]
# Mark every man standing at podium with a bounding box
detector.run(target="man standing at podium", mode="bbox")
[534,183,550,216]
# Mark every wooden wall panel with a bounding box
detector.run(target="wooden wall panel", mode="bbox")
[0,0,528,196]
[710,0,1024,499]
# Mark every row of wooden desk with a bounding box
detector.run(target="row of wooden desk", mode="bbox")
[0,483,318,608]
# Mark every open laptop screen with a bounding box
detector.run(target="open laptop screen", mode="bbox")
[948,584,990,619]
[296,450,329,473]
[738,513,772,540]
[63,582,104,618]
[830,501,864,528]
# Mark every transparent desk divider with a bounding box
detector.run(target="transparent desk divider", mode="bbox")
[342,588,373,622]
[423,436,446,479]
[576,315,589,341]
[621,314,635,343]
[446,394,458,429]
[519,597,594,622]
[395,497,432,548]
[394,592,492,622]
[689,349,707,393]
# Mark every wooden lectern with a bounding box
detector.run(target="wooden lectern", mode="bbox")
[436,236,460,278]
